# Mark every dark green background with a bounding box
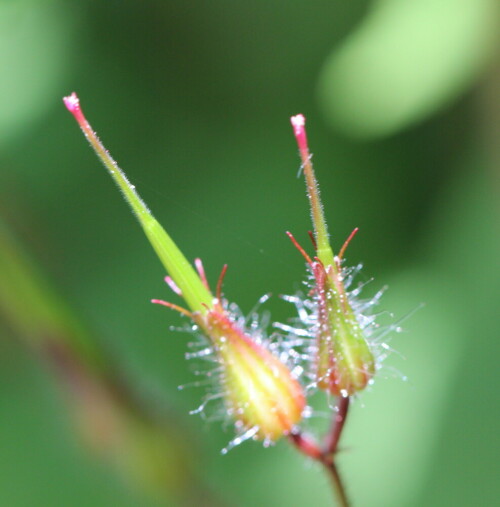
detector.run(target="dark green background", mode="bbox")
[1,1,498,505]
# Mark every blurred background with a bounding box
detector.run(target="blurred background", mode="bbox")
[0,1,499,506]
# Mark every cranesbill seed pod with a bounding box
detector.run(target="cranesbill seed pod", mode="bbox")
[64,93,305,444]
[288,115,376,397]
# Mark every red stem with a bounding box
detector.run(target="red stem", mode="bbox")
[324,460,350,507]
[289,396,351,507]
[324,395,350,456]
[288,431,323,460]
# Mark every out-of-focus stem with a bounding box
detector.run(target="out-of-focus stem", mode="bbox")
[0,218,220,506]
[325,460,350,507]
[63,93,212,315]
[289,426,350,507]
[0,220,103,368]
[288,430,323,460]
[324,396,350,456]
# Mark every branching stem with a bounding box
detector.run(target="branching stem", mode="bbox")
[289,395,351,506]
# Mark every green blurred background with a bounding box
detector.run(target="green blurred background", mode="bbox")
[0,1,499,505]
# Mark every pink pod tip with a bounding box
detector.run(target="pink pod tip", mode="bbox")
[63,92,80,114]
[290,114,308,155]
[290,114,305,134]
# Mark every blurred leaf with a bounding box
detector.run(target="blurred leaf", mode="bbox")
[0,0,77,147]
[317,0,499,138]
[415,163,500,506]
[342,268,466,506]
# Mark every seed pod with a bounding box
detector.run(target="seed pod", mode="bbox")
[289,115,376,396]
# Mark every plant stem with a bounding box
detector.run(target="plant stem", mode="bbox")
[323,395,351,506]
[324,459,350,507]
[324,396,350,455]
[289,399,351,507]
[288,431,323,460]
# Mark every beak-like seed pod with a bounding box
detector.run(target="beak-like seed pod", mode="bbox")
[288,114,376,396]
[64,93,305,445]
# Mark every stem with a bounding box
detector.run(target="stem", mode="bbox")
[63,92,213,314]
[324,460,350,507]
[289,424,351,507]
[288,431,323,460]
[0,219,222,506]
[324,395,350,455]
